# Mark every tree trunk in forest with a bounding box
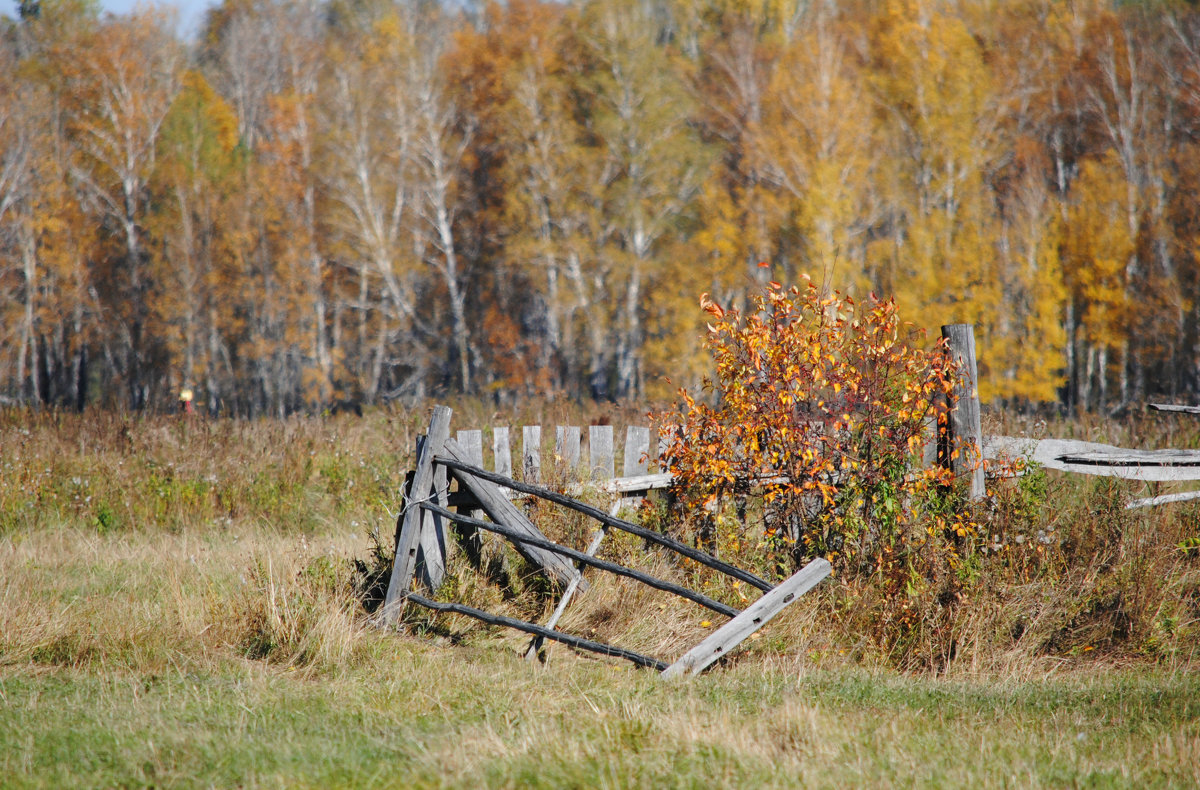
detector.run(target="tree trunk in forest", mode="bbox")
[615,266,642,400]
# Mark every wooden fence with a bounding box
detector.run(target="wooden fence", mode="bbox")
[375,324,1200,673]
[378,405,831,677]
[449,422,671,507]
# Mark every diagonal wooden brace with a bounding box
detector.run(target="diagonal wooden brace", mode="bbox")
[661,558,831,679]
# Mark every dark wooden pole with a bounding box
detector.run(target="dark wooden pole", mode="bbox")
[422,502,739,618]
[434,454,773,592]
[405,593,667,671]
[940,324,985,500]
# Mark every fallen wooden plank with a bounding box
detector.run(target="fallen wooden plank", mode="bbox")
[1125,490,1200,509]
[381,405,452,626]
[661,558,831,679]
[442,437,582,590]
[1149,403,1200,415]
[984,437,1200,482]
[594,472,674,494]
[406,593,666,671]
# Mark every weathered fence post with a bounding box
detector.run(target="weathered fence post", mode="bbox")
[522,425,541,482]
[493,426,512,478]
[624,426,650,478]
[382,405,452,625]
[456,428,486,566]
[590,424,614,481]
[940,324,985,500]
[556,426,581,471]
[413,434,449,593]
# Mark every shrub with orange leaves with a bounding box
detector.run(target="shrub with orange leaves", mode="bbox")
[659,277,970,581]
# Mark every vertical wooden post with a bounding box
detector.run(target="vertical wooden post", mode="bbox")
[624,426,650,477]
[590,425,614,480]
[382,405,452,626]
[455,429,485,566]
[522,425,541,482]
[555,425,580,471]
[941,324,985,500]
[458,430,484,467]
[493,426,512,478]
[414,435,449,592]
[657,428,673,473]
[493,426,512,498]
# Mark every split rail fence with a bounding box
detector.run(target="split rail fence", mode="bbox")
[378,405,831,677]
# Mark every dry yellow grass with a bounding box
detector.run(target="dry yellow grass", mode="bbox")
[1,407,1200,787]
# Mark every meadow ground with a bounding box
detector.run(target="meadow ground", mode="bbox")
[1,405,1198,788]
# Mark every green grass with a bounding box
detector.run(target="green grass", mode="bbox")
[1,522,1197,789]
[2,657,1198,788]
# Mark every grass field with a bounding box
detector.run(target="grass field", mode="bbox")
[2,406,1199,788]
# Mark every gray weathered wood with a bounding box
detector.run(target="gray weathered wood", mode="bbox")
[624,426,651,477]
[556,425,580,470]
[661,558,831,679]
[382,405,452,625]
[458,429,484,466]
[620,427,652,512]
[922,414,938,469]
[590,424,615,481]
[1149,403,1200,415]
[525,527,607,662]
[657,428,673,472]
[493,426,512,478]
[455,428,487,551]
[941,324,985,500]
[1058,448,1200,466]
[985,436,1200,482]
[442,436,582,589]
[1126,490,1200,509]
[522,425,542,482]
[414,435,449,592]
[593,472,674,494]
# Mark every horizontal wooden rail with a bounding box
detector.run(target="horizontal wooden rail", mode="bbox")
[422,502,739,618]
[985,436,1200,482]
[1149,403,1200,415]
[405,593,666,671]
[434,454,773,592]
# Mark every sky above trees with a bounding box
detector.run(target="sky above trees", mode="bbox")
[1,0,215,35]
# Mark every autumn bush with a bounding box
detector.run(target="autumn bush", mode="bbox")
[658,278,977,589]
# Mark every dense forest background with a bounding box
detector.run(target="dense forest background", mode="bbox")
[1,0,1199,415]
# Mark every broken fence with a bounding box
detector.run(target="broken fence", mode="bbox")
[378,405,831,677]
